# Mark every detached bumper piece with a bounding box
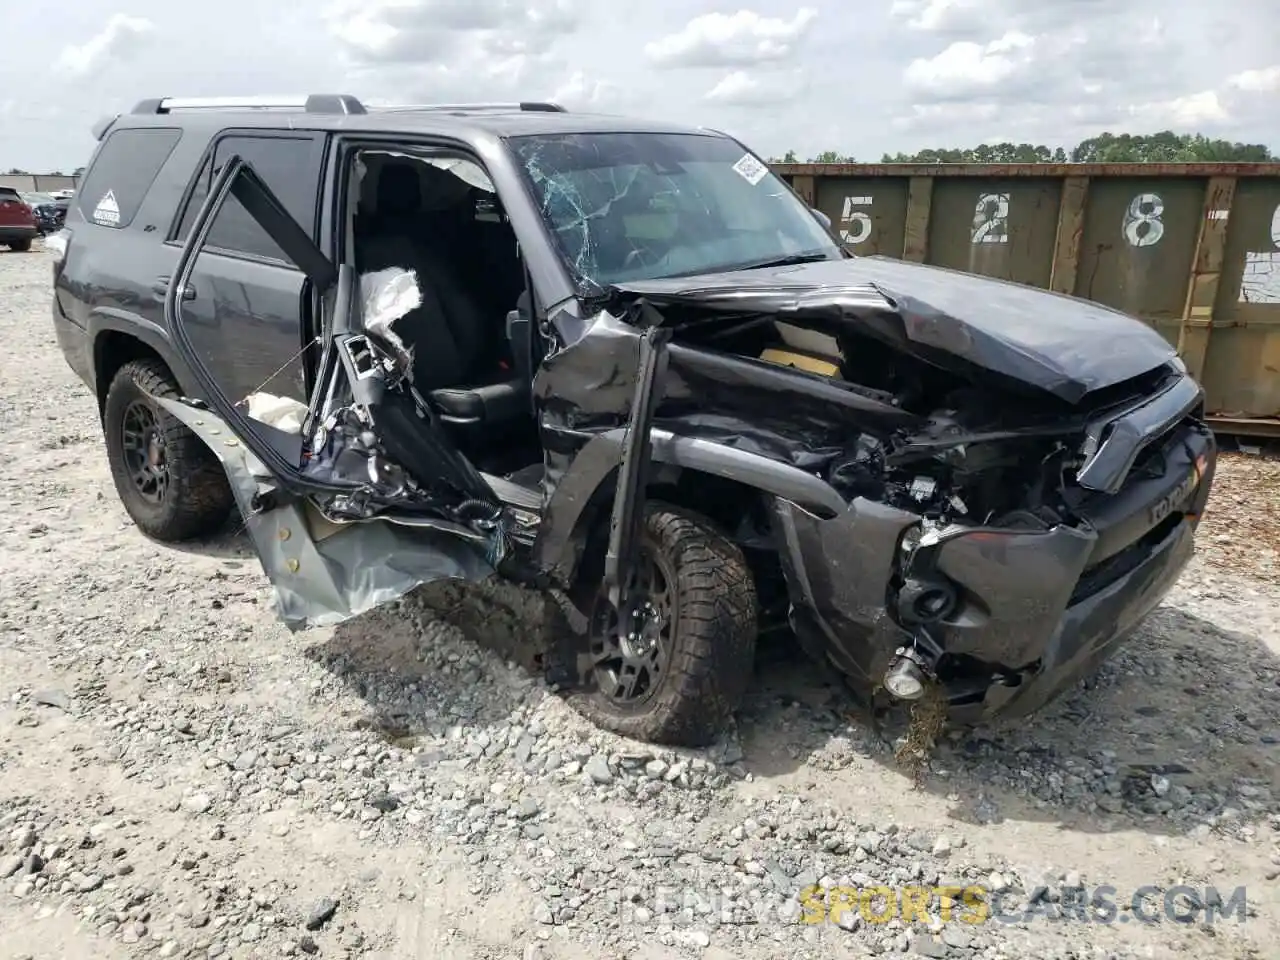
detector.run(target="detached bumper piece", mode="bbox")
[773,417,1215,723]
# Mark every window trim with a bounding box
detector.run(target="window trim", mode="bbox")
[166,128,326,269]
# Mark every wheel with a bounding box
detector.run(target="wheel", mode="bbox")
[8,239,31,252]
[103,358,235,541]
[567,503,758,747]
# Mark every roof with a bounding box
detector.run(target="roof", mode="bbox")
[98,100,731,145]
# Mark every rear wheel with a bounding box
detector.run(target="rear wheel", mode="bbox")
[567,503,758,747]
[8,239,31,252]
[103,358,235,541]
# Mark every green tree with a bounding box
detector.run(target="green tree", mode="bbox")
[875,132,1275,164]
[1069,131,1273,162]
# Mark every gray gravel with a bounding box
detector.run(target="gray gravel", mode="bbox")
[2,242,1279,959]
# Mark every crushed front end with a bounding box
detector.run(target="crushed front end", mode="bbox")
[600,257,1219,725]
[772,363,1215,723]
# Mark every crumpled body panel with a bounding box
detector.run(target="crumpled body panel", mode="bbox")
[607,255,1178,403]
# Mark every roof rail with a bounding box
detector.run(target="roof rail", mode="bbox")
[363,101,567,114]
[128,95,566,117]
[130,95,368,115]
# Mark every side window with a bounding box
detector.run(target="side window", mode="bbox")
[175,134,321,261]
[76,127,182,229]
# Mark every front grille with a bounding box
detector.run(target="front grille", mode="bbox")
[1070,509,1183,603]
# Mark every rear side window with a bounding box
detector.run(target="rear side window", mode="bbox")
[76,127,182,229]
[175,134,322,262]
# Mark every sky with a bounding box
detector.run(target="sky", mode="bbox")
[3,0,1279,173]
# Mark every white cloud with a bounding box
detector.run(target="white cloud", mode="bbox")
[704,69,808,106]
[1229,66,1280,93]
[549,72,621,110]
[890,0,987,33]
[645,9,818,68]
[903,31,1034,98]
[1126,90,1230,127]
[55,14,155,78]
[324,0,578,65]
[0,0,1278,174]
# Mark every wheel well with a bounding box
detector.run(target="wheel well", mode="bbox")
[94,332,167,417]
[560,466,779,591]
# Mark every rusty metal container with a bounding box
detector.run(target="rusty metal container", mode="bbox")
[773,163,1280,437]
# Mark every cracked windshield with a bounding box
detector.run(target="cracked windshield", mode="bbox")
[508,132,840,287]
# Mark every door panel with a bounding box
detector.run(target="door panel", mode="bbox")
[171,132,327,405]
[161,152,506,629]
[171,258,310,403]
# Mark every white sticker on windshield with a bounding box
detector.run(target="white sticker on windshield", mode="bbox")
[732,153,768,186]
[92,190,120,227]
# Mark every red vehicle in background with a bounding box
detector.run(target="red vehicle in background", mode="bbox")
[0,186,38,251]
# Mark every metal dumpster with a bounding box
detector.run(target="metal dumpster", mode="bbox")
[772,163,1280,438]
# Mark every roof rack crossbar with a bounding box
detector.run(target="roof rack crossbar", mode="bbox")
[128,96,565,117]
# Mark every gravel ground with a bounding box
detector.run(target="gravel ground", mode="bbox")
[3,242,1280,960]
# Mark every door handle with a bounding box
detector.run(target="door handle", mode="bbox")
[152,276,196,301]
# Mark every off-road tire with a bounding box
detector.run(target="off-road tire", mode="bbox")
[568,503,758,747]
[103,358,235,542]
[8,239,32,252]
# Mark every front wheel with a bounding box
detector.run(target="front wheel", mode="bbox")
[8,239,32,252]
[567,503,758,747]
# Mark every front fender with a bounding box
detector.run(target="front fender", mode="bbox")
[533,427,848,583]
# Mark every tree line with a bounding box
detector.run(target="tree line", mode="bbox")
[4,166,84,177]
[770,132,1276,164]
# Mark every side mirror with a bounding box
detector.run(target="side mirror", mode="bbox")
[811,207,832,230]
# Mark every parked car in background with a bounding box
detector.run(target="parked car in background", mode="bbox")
[20,192,67,235]
[0,187,38,251]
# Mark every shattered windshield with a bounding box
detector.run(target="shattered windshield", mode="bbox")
[507,132,841,289]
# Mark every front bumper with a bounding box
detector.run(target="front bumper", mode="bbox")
[772,417,1216,724]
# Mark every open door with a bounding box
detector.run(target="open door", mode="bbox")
[157,154,512,629]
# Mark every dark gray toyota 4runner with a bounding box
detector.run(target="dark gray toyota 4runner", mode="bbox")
[50,94,1217,746]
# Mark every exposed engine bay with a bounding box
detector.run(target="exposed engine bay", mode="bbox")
[668,305,1179,541]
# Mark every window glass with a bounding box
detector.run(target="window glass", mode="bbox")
[76,127,182,229]
[507,132,839,287]
[176,135,319,261]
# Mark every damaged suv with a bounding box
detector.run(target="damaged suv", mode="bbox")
[53,95,1217,746]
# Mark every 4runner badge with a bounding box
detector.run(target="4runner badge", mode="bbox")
[92,190,121,227]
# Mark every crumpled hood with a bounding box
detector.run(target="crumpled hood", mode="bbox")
[607,255,1179,404]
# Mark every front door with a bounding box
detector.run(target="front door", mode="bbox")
[159,152,508,629]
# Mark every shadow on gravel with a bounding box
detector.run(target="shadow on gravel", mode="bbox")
[302,570,1280,839]
[156,512,257,562]
[301,578,553,748]
[738,603,1280,838]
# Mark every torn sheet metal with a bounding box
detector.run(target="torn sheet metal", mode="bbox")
[606,255,1178,404]
[154,395,495,630]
